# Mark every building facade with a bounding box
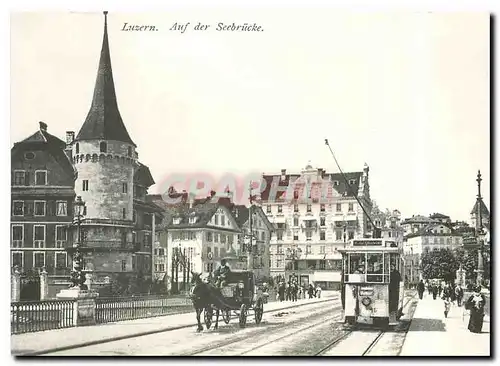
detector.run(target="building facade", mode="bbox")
[403,222,463,282]
[11,122,76,282]
[257,162,372,290]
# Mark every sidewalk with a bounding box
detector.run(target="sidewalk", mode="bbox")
[12,293,338,356]
[400,293,490,356]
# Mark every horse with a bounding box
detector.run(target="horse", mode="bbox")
[189,271,221,332]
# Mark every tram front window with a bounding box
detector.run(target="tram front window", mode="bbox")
[366,253,383,283]
[349,253,365,274]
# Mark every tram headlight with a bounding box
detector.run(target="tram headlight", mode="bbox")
[361,297,372,307]
[238,282,244,289]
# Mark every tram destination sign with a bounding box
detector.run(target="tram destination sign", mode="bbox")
[352,240,383,246]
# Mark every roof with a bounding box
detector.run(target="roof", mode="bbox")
[470,199,490,217]
[404,222,460,239]
[429,213,450,219]
[259,171,363,201]
[12,122,75,178]
[75,13,135,146]
[134,163,155,187]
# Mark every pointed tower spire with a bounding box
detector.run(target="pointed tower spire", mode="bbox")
[76,11,136,146]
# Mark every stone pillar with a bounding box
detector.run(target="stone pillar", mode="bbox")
[40,267,49,300]
[11,266,21,302]
[56,288,99,326]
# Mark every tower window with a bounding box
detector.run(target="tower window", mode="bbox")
[75,143,79,154]
[127,146,132,157]
[82,180,89,191]
[123,208,126,219]
[100,142,107,153]
[122,183,128,193]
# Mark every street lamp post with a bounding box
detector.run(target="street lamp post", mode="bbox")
[475,170,485,287]
[70,196,87,289]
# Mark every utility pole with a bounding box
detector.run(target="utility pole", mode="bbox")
[248,182,254,271]
[475,170,484,287]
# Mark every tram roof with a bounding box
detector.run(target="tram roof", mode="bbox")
[336,247,401,253]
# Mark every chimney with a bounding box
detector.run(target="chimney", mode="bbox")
[66,131,75,144]
[281,168,286,180]
[39,121,47,132]
[189,194,194,209]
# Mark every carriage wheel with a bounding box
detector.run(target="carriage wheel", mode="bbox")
[223,310,231,324]
[239,304,247,328]
[254,299,264,325]
[204,307,213,329]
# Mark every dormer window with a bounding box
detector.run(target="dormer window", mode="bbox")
[173,217,181,225]
[333,181,340,186]
[349,179,356,185]
[127,146,132,157]
[100,142,107,153]
[189,216,197,224]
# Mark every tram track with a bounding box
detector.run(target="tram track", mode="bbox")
[38,298,338,356]
[187,303,343,356]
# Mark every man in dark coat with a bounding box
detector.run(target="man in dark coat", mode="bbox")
[389,264,401,315]
[455,284,464,307]
[417,279,425,300]
[465,286,486,333]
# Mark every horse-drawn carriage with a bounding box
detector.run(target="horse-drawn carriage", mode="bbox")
[204,270,268,329]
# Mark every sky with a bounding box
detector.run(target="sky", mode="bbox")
[10,10,490,222]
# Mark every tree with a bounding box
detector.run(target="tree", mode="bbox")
[421,247,459,282]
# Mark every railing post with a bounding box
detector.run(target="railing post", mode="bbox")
[40,267,49,300]
[11,266,21,302]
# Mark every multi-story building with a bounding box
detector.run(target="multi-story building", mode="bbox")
[257,162,372,290]
[10,122,76,284]
[403,222,463,282]
[401,215,439,236]
[156,197,242,291]
[233,205,274,282]
[10,14,163,294]
[370,204,404,246]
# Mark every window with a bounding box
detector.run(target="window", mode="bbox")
[173,217,181,225]
[293,217,299,227]
[122,208,126,219]
[12,225,23,248]
[349,179,356,185]
[75,143,79,154]
[158,248,165,256]
[13,171,26,185]
[294,204,299,212]
[367,253,383,282]
[333,181,339,186]
[221,216,225,226]
[455,237,460,245]
[214,233,219,243]
[12,252,23,268]
[122,183,128,193]
[13,201,24,216]
[34,225,45,248]
[388,231,392,238]
[348,231,354,240]
[55,201,67,216]
[33,252,45,268]
[335,230,343,241]
[293,234,299,241]
[214,247,219,258]
[189,216,197,224]
[100,141,107,153]
[35,170,47,185]
[276,244,283,254]
[220,234,226,244]
[320,246,326,254]
[133,210,137,223]
[158,264,165,272]
[127,146,132,157]
[277,205,282,213]
[306,232,312,241]
[266,205,271,214]
[306,204,312,212]
[276,259,283,269]
[439,237,444,245]
[34,201,46,216]
[206,232,213,242]
[82,180,89,191]
[293,190,299,199]
[55,252,67,269]
[277,232,283,241]
[320,204,325,212]
[306,245,312,254]
[320,217,326,226]
[348,203,354,212]
[320,231,326,240]
[336,203,341,212]
[55,226,67,248]
[228,235,234,245]
[121,260,126,271]
[214,215,219,225]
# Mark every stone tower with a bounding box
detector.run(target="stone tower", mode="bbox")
[71,12,137,279]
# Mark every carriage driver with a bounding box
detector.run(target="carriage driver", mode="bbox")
[214,259,231,288]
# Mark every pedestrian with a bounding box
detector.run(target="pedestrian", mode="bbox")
[438,284,442,297]
[465,285,486,333]
[285,282,291,301]
[427,281,432,295]
[316,285,322,299]
[291,282,298,302]
[417,279,425,300]
[308,284,315,299]
[432,284,438,300]
[455,284,464,307]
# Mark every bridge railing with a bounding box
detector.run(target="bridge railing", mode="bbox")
[95,295,193,324]
[11,299,76,334]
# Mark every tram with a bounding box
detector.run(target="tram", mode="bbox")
[338,238,405,327]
